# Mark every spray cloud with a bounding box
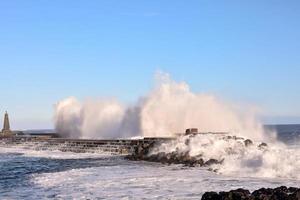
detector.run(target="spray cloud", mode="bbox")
[54,72,300,180]
[54,72,265,140]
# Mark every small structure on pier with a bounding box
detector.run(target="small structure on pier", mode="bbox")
[1,111,13,137]
[185,128,199,135]
[175,128,229,137]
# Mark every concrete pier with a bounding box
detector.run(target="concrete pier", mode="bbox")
[0,126,227,156]
[0,136,174,155]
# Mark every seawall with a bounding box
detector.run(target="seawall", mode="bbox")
[0,136,174,155]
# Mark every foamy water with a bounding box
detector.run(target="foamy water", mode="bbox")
[1,144,300,200]
[151,134,300,179]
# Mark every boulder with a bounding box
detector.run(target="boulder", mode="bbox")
[201,192,221,200]
[204,159,223,166]
[244,139,253,147]
[202,187,300,200]
[258,142,268,149]
[202,189,250,200]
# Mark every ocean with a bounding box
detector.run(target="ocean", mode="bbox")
[1,125,300,200]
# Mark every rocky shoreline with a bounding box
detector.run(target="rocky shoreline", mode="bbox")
[126,135,268,168]
[201,186,300,200]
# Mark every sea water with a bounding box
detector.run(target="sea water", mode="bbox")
[1,125,300,199]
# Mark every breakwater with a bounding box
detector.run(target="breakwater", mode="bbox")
[0,136,174,155]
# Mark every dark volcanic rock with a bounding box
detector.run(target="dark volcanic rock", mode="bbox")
[258,142,268,149]
[126,138,225,167]
[251,187,274,198]
[204,159,223,166]
[202,186,300,200]
[244,139,253,147]
[289,189,300,200]
[202,192,221,200]
[288,187,299,193]
[203,189,250,200]
[126,135,269,169]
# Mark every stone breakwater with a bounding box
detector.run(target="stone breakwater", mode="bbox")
[201,186,300,200]
[0,136,174,155]
[1,134,269,169]
[128,135,268,168]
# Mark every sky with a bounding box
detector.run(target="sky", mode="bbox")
[0,0,300,129]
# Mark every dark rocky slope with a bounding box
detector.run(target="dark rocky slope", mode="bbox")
[202,186,300,200]
[126,135,267,167]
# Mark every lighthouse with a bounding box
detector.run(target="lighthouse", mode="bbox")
[1,111,12,137]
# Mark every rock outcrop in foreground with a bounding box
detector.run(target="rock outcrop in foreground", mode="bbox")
[202,186,300,200]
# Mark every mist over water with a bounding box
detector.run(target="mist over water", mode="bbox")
[55,98,126,138]
[55,72,266,141]
[53,72,300,180]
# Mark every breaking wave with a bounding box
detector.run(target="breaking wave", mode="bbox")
[54,72,266,141]
[52,71,300,180]
[149,134,300,179]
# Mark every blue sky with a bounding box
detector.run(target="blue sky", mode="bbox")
[0,1,300,129]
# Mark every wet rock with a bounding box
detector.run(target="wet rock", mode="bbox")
[274,186,288,193]
[146,154,158,162]
[157,152,167,163]
[288,187,299,193]
[224,136,244,141]
[228,189,250,200]
[258,142,268,149]
[202,186,300,200]
[201,192,221,200]
[181,152,191,163]
[244,139,253,147]
[289,189,300,200]
[234,188,251,197]
[204,159,219,166]
[184,138,190,146]
[203,189,250,200]
[130,144,224,167]
[196,158,204,166]
[204,159,223,166]
[127,135,264,170]
[233,136,245,140]
[271,190,289,200]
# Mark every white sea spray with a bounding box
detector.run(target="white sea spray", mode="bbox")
[55,72,266,141]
